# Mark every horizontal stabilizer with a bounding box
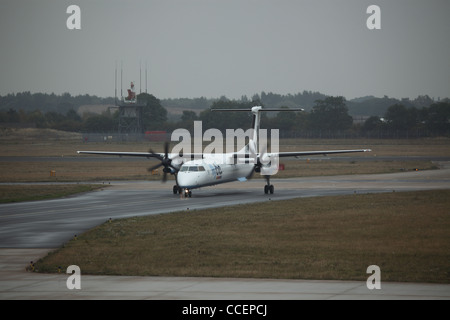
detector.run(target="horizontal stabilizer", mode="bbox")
[211,107,304,112]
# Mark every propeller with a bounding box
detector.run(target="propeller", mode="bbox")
[147,142,177,182]
[244,144,269,179]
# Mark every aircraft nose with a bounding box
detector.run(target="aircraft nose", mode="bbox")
[177,171,208,189]
[176,172,190,188]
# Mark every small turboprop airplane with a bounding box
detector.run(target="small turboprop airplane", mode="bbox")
[78,106,371,197]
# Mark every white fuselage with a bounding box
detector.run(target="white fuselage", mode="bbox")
[176,153,255,190]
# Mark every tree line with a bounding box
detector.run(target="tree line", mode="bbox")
[197,97,450,138]
[0,91,115,114]
[361,102,450,138]
[1,92,449,138]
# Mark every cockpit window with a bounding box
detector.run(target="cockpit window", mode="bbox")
[180,165,206,172]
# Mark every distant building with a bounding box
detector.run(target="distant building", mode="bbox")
[352,115,370,125]
[77,105,115,116]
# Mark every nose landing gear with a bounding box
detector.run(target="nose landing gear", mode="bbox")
[173,185,192,197]
[183,188,192,198]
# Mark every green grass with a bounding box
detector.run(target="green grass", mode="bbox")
[36,190,450,283]
[0,184,105,203]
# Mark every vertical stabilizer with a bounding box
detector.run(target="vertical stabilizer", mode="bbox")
[250,106,263,154]
[211,106,304,156]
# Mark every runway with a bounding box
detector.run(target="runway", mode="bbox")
[1,168,450,300]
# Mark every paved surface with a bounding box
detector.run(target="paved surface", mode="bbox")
[2,168,450,248]
[1,249,449,300]
[1,167,449,299]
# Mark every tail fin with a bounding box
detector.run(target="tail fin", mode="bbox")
[211,106,304,154]
[250,106,263,152]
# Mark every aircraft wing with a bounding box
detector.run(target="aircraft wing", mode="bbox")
[77,151,162,158]
[77,150,204,160]
[274,149,372,158]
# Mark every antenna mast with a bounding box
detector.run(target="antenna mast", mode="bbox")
[114,61,117,105]
[120,60,123,100]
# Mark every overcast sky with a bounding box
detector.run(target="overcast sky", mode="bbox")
[1,0,449,100]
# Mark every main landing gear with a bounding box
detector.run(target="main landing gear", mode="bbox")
[264,175,274,194]
[173,185,192,198]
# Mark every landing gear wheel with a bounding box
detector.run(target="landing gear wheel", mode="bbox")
[173,185,179,195]
[264,185,274,194]
[264,175,274,195]
[182,188,192,198]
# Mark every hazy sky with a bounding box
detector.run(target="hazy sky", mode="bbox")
[1,0,449,100]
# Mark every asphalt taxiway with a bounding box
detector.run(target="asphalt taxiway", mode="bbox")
[1,168,450,299]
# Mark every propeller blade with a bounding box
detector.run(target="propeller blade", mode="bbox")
[246,145,268,179]
[148,148,163,161]
[257,144,268,168]
[247,166,256,179]
[148,142,176,182]
[147,163,163,172]
[164,142,169,159]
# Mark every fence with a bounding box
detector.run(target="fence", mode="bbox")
[278,129,450,139]
[81,132,170,143]
[81,128,450,143]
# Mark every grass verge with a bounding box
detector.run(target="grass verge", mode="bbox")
[35,190,450,283]
[0,159,439,182]
[0,184,105,203]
